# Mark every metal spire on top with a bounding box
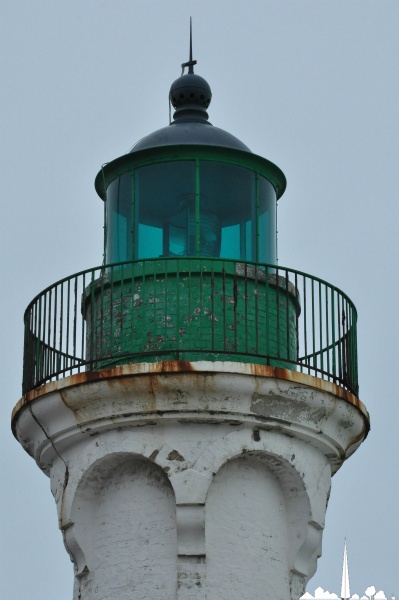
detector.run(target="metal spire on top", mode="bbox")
[341,540,351,600]
[181,17,197,75]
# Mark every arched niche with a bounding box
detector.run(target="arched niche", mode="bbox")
[70,453,177,600]
[205,452,310,600]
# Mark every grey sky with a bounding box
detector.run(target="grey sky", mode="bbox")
[1,1,398,598]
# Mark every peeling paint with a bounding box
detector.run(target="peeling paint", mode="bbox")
[168,450,185,462]
[149,449,160,461]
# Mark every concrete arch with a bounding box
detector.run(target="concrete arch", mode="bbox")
[69,453,177,600]
[55,428,192,536]
[191,428,325,597]
[190,426,329,525]
[205,452,291,600]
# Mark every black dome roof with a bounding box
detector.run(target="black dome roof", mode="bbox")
[131,122,251,153]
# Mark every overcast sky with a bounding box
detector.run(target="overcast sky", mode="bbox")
[1,1,398,598]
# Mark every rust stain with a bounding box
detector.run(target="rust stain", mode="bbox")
[12,360,370,436]
[159,360,195,373]
[146,375,157,413]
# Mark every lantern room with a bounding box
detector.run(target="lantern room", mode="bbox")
[95,61,286,266]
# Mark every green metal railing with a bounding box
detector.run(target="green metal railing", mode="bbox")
[22,258,358,396]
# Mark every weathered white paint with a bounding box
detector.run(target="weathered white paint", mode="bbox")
[12,362,369,600]
[72,455,177,600]
[206,454,290,599]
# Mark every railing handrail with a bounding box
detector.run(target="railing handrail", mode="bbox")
[22,258,358,396]
[24,258,357,319]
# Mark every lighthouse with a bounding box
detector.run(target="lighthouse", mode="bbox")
[12,32,369,600]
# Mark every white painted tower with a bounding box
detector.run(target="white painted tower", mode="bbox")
[12,35,369,600]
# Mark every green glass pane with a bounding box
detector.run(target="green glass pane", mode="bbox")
[106,173,132,263]
[258,177,276,264]
[245,220,252,259]
[200,161,255,260]
[138,223,163,259]
[135,161,196,258]
[220,224,240,259]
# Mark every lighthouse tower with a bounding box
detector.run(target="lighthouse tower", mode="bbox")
[12,35,369,600]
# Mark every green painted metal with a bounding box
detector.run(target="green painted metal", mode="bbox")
[83,259,299,370]
[22,258,359,397]
[95,145,287,201]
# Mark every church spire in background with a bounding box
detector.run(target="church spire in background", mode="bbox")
[341,540,351,600]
